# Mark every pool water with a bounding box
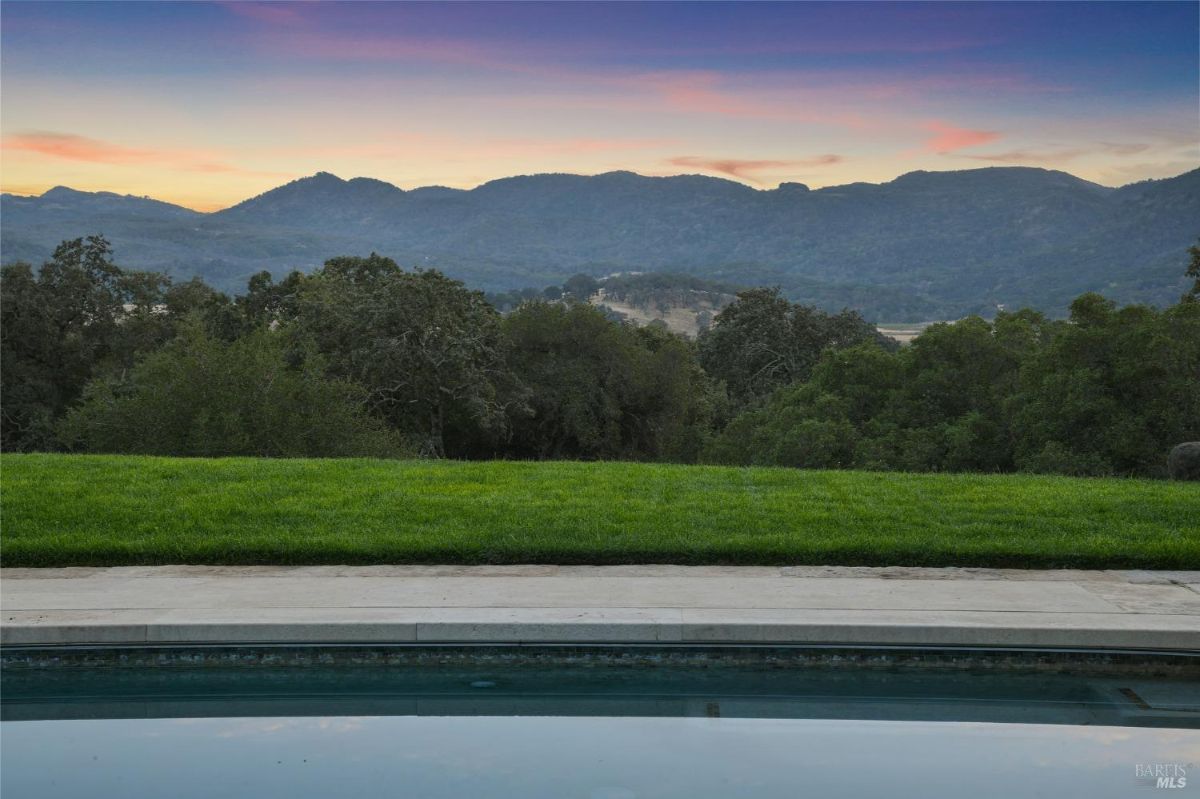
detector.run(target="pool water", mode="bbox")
[3,647,1198,798]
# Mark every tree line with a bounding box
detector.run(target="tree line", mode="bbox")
[3,236,1198,477]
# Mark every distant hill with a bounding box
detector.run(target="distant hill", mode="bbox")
[3,166,1197,321]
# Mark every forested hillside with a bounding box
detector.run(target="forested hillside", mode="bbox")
[3,166,1197,320]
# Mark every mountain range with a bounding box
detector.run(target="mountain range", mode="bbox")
[3,166,1197,321]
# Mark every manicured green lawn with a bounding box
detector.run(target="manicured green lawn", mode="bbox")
[2,454,1197,568]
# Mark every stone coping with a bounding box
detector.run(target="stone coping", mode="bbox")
[3,566,1198,651]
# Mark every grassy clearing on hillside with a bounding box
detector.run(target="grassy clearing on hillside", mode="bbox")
[2,454,1197,568]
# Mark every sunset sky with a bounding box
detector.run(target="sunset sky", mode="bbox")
[1,1,1196,211]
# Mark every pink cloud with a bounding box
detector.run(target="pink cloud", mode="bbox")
[636,35,994,58]
[628,71,874,129]
[573,69,1052,132]
[3,131,157,164]
[922,120,1001,153]
[233,27,1059,140]
[667,154,842,182]
[2,131,288,178]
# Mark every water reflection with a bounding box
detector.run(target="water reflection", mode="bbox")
[3,715,1198,799]
[3,662,1198,798]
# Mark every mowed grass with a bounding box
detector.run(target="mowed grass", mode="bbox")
[2,453,1198,568]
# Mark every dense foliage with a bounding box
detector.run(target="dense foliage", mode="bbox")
[706,298,1200,477]
[59,321,402,458]
[278,255,515,456]
[502,302,719,461]
[696,287,893,406]
[1,236,196,450]
[2,236,1197,477]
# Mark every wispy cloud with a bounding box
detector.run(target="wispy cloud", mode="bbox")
[234,21,1054,132]
[923,120,1001,154]
[961,149,1086,164]
[2,131,288,178]
[637,35,995,58]
[667,154,842,181]
[962,141,1155,165]
[494,68,1045,135]
[1099,142,1151,156]
[4,131,157,164]
[623,71,874,130]
[1097,160,1200,183]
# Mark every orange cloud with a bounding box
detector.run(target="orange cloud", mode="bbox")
[667,154,842,181]
[2,131,288,178]
[923,120,1000,153]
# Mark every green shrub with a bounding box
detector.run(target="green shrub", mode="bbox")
[60,319,406,458]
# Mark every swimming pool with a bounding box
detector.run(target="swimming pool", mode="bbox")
[3,646,1197,798]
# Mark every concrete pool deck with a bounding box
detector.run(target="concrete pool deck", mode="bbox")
[2,565,1199,651]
